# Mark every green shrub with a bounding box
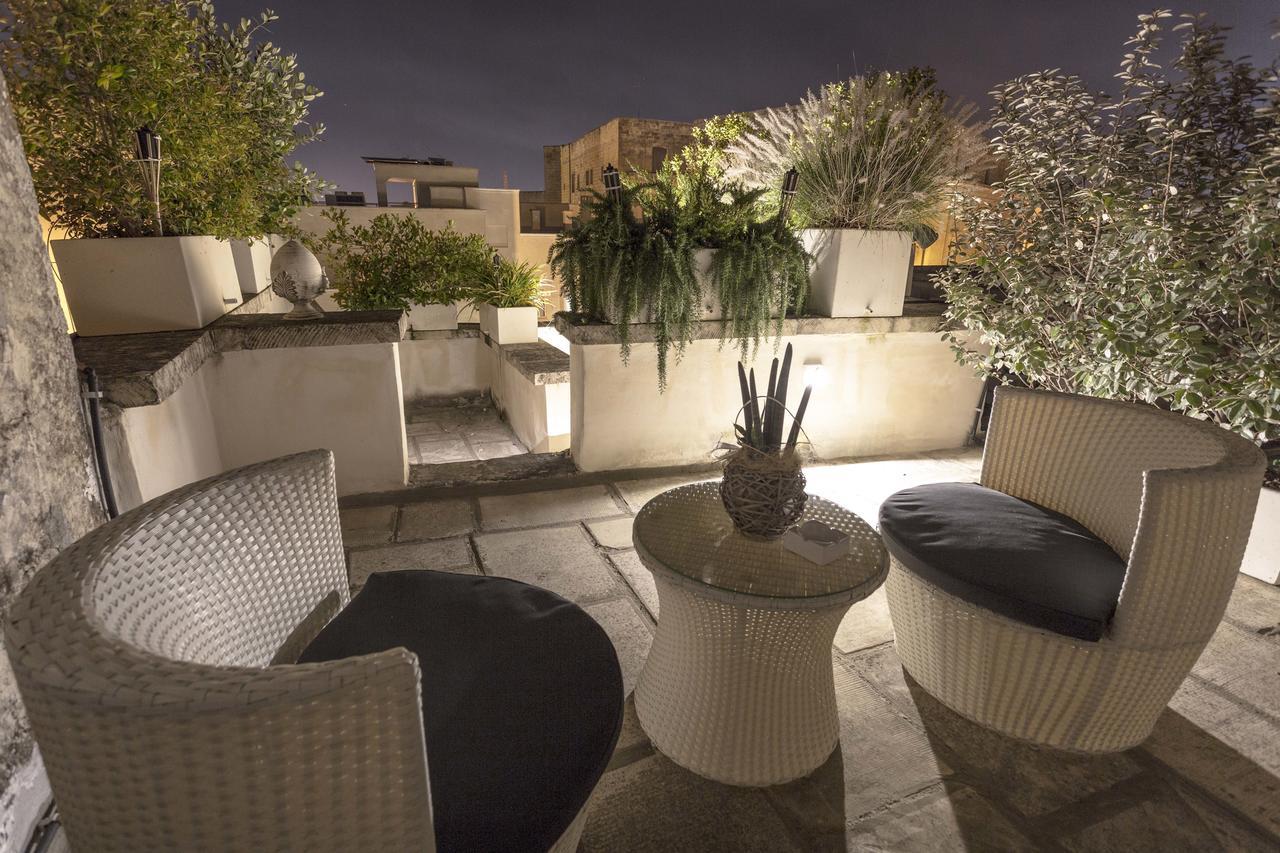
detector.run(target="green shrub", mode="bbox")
[726,68,986,243]
[467,258,547,310]
[937,12,1279,459]
[318,209,491,312]
[1,0,323,238]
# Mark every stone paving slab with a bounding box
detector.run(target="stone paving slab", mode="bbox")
[1225,576,1280,641]
[339,505,397,547]
[586,516,635,550]
[397,498,475,541]
[584,598,654,696]
[474,525,622,603]
[347,538,475,589]
[478,485,626,530]
[613,474,713,513]
[608,550,659,620]
[1191,621,1280,713]
[834,587,895,653]
[843,782,1034,852]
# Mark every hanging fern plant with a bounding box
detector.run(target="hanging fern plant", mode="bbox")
[712,221,809,360]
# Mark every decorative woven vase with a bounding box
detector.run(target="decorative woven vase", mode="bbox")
[719,448,808,540]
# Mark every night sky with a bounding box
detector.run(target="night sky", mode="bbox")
[213,0,1277,196]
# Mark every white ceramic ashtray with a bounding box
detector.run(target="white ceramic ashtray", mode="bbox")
[782,520,851,566]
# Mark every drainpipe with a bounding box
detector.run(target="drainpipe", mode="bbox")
[82,367,118,519]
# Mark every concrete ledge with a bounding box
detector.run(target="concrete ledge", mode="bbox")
[552,301,945,345]
[409,324,482,341]
[500,342,570,385]
[75,290,407,407]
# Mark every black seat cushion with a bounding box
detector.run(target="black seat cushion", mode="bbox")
[298,570,623,853]
[879,483,1126,641]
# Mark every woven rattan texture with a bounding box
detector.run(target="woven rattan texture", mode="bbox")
[634,482,887,601]
[889,388,1265,753]
[719,453,808,539]
[5,451,437,852]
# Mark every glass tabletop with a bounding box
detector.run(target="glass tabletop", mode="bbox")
[632,482,888,600]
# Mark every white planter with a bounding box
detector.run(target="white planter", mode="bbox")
[637,248,722,323]
[407,301,459,331]
[480,303,539,344]
[52,236,238,336]
[801,228,912,318]
[229,237,273,295]
[1241,487,1280,584]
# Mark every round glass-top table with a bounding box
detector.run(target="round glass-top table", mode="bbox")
[632,482,888,786]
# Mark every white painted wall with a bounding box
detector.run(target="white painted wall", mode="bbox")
[570,332,985,472]
[488,348,570,454]
[398,336,489,402]
[1240,488,1279,584]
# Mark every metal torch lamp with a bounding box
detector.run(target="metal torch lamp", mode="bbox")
[777,167,799,225]
[602,163,622,204]
[134,126,163,237]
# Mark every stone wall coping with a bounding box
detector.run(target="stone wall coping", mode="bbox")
[500,341,570,385]
[75,290,406,408]
[551,301,946,346]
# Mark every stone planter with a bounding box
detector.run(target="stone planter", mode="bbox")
[52,236,238,336]
[801,228,913,318]
[407,301,459,331]
[229,237,273,295]
[637,248,722,322]
[480,303,539,344]
[1241,487,1279,584]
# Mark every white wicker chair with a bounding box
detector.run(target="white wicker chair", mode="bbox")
[4,451,597,852]
[885,387,1266,753]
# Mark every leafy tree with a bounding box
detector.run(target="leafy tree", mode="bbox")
[1,0,324,238]
[938,11,1279,467]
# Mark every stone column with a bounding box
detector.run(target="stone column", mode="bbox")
[0,71,104,848]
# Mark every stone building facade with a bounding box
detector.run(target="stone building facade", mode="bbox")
[0,73,104,848]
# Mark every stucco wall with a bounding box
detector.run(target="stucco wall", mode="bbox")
[570,332,984,472]
[398,336,489,402]
[0,73,104,850]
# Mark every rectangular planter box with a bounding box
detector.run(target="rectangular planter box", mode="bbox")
[52,236,238,336]
[480,303,539,344]
[1241,487,1279,584]
[407,301,459,331]
[801,228,912,317]
[229,238,273,295]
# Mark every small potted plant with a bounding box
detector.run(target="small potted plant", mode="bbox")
[468,257,547,345]
[726,69,985,318]
[720,343,813,539]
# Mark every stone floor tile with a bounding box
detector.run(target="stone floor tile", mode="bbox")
[831,663,953,821]
[347,538,475,588]
[580,754,804,853]
[1225,575,1280,641]
[1165,776,1280,852]
[472,439,524,460]
[397,498,475,541]
[845,645,1143,818]
[339,504,397,547]
[612,474,713,513]
[478,485,625,530]
[1143,678,1280,838]
[844,782,1034,852]
[762,751,853,852]
[608,695,653,771]
[586,516,635,549]
[474,525,622,603]
[404,420,445,437]
[584,598,653,696]
[834,587,894,653]
[411,436,474,464]
[608,550,659,620]
[1191,621,1280,712]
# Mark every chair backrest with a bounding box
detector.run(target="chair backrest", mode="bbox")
[5,451,435,852]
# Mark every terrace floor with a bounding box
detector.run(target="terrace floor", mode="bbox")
[404,397,527,465]
[335,448,1280,851]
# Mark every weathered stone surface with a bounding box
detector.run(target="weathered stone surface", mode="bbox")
[1224,574,1280,642]
[500,341,569,385]
[586,516,634,549]
[607,550,659,620]
[406,451,575,489]
[0,72,105,849]
[473,440,524,460]
[844,783,1033,852]
[339,505,397,547]
[397,499,475,541]
[411,437,472,464]
[1191,621,1280,712]
[834,587,895,653]
[584,598,653,695]
[608,695,653,771]
[474,525,622,603]
[613,474,713,513]
[478,484,624,530]
[580,753,803,853]
[347,538,475,588]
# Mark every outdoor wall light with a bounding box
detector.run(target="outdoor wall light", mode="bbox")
[778,167,799,223]
[803,361,828,388]
[602,163,622,203]
[133,126,163,237]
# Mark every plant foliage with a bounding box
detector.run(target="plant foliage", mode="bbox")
[726,68,987,242]
[317,209,491,312]
[937,12,1280,458]
[467,257,548,310]
[1,0,324,238]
